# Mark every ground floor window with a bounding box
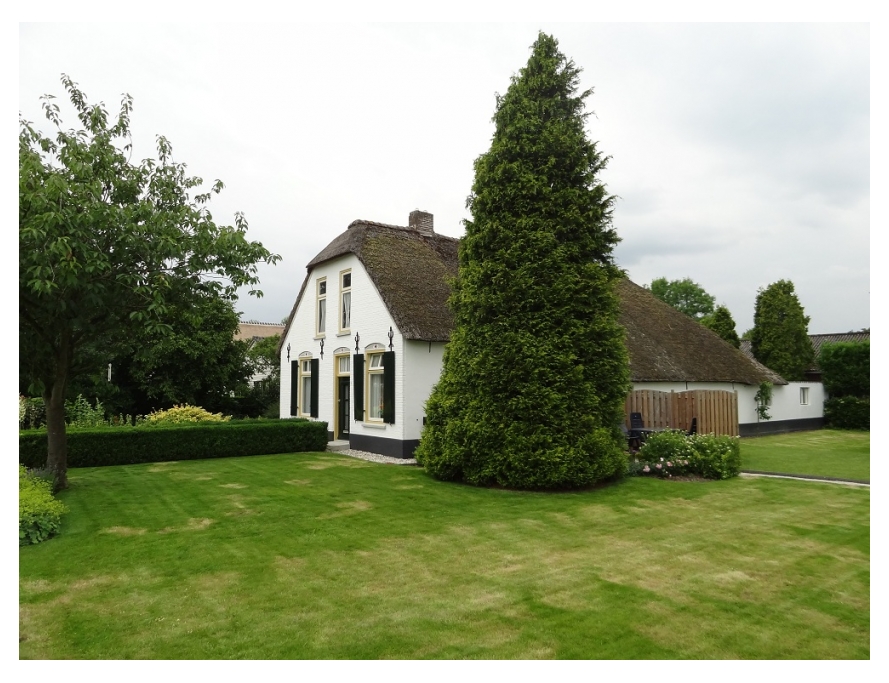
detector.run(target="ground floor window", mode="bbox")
[800,386,810,405]
[367,352,384,421]
[355,348,395,424]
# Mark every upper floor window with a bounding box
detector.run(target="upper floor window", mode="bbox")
[340,270,352,332]
[316,278,327,336]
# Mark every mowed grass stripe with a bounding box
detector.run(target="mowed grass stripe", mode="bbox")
[741,429,869,481]
[20,451,869,659]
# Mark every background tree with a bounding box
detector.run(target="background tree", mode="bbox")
[415,33,630,490]
[646,277,715,319]
[750,280,814,380]
[19,75,280,490]
[243,332,282,418]
[818,341,869,398]
[700,305,741,348]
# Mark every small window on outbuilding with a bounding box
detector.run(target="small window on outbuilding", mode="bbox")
[800,387,810,405]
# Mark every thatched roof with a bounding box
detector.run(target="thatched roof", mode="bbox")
[617,279,785,385]
[280,220,458,348]
[282,218,782,385]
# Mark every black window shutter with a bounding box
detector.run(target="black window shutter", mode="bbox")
[382,351,395,424]
[310,358,319,418]
[353,354,364,421]
[290,360,299,416]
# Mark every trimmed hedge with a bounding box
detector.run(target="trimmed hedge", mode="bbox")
[19,419,329,469]
[823,397,869,431]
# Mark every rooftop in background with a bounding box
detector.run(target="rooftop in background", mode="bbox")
[740,331,870,379]
[236,322,285,342]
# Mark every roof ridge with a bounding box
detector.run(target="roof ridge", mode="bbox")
[347,219,407,230]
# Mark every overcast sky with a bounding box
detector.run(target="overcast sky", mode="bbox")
[18,21,872,335]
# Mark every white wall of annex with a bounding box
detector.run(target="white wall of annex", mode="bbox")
[402,340,446,442]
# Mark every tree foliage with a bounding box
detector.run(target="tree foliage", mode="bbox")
[750,280,814,381]
[247,333,282,386]
[647,277,716,320]
[415,33,630,490]
[19,75,280,490]
[700,305,741,348]
[819,341,869,398]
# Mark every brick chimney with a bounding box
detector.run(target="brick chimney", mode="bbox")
[408,209,434,236]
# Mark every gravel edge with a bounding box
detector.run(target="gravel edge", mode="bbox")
[328,447,418,466]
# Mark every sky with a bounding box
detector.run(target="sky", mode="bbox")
[17,20,873,336]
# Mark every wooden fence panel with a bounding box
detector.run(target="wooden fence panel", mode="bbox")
[624,389,738,437]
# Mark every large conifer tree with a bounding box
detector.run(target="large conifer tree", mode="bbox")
[750,280,815,380]
[415,33,630,490]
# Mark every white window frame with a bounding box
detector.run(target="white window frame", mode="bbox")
[366,350,385,422]
[299,357,313,417]
[339,269,352,333]
[316,277,327,337]
[800,387,810,406]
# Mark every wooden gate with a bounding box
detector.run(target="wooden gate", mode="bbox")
[624,389,739,437]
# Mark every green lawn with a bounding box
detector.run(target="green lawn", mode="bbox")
[741,429,870,481]
[20,451,869,659]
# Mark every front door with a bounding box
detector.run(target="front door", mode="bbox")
[337,376,350,440]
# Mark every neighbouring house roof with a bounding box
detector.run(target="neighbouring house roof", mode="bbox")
[740,331,869,373]
[236,321,285,343]
[281,216,782,386]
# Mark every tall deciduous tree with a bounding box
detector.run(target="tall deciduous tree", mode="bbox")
[700,305,741,348]
[750,280,814,380]
[416,33,630,490]
[647,277,715,320]
[19,75,280,490]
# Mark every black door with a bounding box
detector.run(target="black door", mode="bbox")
[337,376,350,440]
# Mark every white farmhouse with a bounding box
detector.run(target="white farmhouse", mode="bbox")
[280,210,823,457]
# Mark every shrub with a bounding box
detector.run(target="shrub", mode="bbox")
[687,433,741,480]
[19,465,67,546]
[143,404,231,426]
[66,394,107,428]
[632,430,740,480]
[824,397,869,430]
[20,396,46,430]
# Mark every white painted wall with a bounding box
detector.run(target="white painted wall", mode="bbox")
[403,340,446,441]
[631,380,824,426]
[279,253,405,442]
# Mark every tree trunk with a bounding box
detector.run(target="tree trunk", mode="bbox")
[44,345,71,492]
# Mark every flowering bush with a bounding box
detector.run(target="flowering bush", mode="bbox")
[630,429,741,480]
[143,404,231,426]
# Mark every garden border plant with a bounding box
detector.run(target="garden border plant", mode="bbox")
[19,465,67,546]
[630,430,741,480]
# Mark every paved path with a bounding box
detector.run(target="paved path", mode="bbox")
[740,471,869,488]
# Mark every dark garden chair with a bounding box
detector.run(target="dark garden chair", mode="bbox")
[628,412,644,450]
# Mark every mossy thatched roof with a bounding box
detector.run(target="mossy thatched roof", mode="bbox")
[282,219,783,385]
[617,279,785,385]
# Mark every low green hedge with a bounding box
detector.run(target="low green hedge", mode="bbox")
[19,419,329,469]
[629,430,741,480]
[824,397,869,430]
[20,466,67,546]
